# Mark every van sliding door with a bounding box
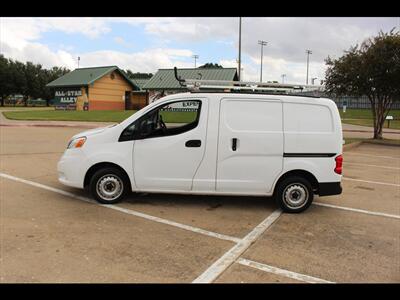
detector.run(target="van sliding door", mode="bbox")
[216,98,283,194]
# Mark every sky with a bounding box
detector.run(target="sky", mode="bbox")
[1,17,399,84]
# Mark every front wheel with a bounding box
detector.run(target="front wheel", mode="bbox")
[274,176,314,213]
[90,167,129,204]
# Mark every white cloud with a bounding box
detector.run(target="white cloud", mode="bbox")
[0,17,194,73]
[78,48,194,73]
[116,17,398,83]
[109,17,237,42]
[1,17,398,84]
[219,59,259,82]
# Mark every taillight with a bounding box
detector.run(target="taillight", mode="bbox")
[335,154,343,174]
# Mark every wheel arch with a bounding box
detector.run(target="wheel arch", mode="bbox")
[84,162,132,190]
[273,169,319,195]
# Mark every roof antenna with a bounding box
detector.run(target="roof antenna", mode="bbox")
[174,67,185,87]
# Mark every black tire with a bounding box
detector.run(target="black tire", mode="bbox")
[274,176,314,213]
[89,167,130,204]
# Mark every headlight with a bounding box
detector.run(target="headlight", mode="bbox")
[67,137,86,149]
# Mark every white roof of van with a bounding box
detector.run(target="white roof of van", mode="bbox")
[161,92,334,106]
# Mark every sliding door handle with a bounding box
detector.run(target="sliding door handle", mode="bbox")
[232,138,237,151]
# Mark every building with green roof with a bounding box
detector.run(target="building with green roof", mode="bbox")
[143,68,238,90]
[130,78,151,90]
[46,66,143,111]
[142,68,238,102]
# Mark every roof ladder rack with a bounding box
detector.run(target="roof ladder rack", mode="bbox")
[173,67,323,93]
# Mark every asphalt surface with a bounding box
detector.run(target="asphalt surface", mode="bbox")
[0,125,399,283]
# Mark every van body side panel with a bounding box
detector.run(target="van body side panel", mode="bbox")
[281,98,343,185]
[216,98,284,194]
[283,101,339,154]
[280,157,342,183]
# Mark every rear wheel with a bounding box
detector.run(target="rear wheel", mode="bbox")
[90,167,130,204]
[275,176,314,213]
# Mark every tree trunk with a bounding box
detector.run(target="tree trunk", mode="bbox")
[373,96,392,140]
[369,95,379,139]
[0,96,4,107]
[374,117,384,139]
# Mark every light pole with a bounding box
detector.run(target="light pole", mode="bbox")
[258,40,268,82]
[311,77,318,85]
[306,49,312,84]
[192,55,199,68]
[236,59,244,80]
[78,56,80,68]
[281,74,286,84]
[238,17,242,81]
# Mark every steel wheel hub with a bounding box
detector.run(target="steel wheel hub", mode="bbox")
[283,183,308,209]
[96,174,123,201]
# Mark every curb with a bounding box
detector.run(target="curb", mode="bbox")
[0,123,102,129]
[361,140,400,147]
[343,129,400,135]
[343,141,363,152]
[343,140,400,152]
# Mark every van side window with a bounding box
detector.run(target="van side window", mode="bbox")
[119,100,201,141]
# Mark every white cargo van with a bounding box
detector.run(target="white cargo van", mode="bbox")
[58,84,343,213]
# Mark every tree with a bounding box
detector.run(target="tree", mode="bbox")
[42,66,70,106]
[21,62,43,106]
[0,55,70,106]
[0,55,13,106]
[10,60,28,105]
[125,69,153,79]
[324,29,400,139]
[198,63,223,69]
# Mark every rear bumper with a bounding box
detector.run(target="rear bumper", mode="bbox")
[318,182,342,196]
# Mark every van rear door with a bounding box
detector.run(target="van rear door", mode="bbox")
[216,98,283,194]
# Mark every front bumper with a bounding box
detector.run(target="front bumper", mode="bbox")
[318,182,342,196]
[57,149,86,189]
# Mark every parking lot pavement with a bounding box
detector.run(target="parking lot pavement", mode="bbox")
[215,262,304,283]
[0,127,85,191]
[120,195,277,238]
[343,153,399,185]
[235,205,399,283]
[0,126,83,155]
[316,143,400,216]
[0,179,234,283]
[0,126,399,283]
[344,143,400,166]
[318,181,399,216]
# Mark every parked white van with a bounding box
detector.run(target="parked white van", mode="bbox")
[58,91,343,213]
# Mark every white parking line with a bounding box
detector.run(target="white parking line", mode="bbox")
[345,152,400,160]
[237,258,334,284]
[343,177,400,187]
[0,172,241,244]
[313,202,400,220]
[192,209,282,283]
[344,162,400,170]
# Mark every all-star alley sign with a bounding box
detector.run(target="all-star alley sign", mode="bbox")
[54,88,82,110]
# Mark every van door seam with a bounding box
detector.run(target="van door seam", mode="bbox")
[190,98,209,190]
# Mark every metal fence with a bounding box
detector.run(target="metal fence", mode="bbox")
[332,96,400,109]
[295,91,400,109]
